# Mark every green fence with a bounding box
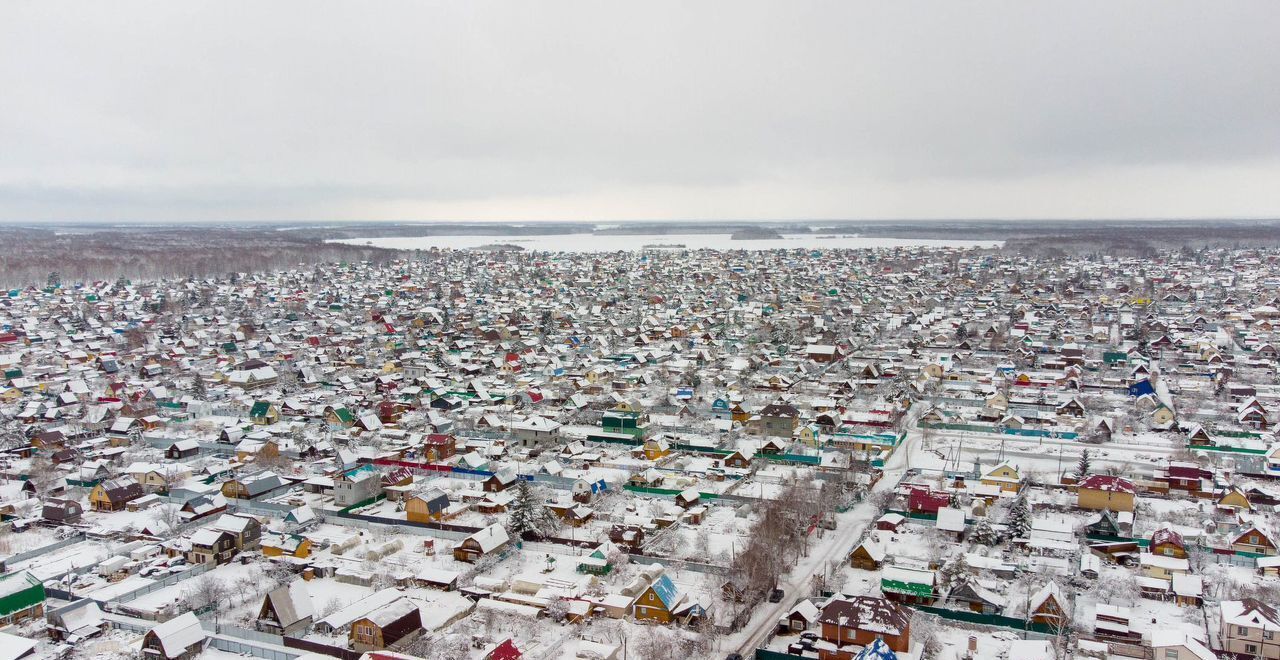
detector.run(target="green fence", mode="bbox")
[1188,444,1267,455]
[754,650,807,660]
[623,484,721,500]
[911,604,1056,635]
[340,493,387,514]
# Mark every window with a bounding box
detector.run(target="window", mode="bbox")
[1265,630,1275,641]
[1239,626,1250,636]
[1246,643,1257,654]
[1164,651,1178,660]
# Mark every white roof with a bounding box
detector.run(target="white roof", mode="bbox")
[147,612,205,657]
[935,507,966,532]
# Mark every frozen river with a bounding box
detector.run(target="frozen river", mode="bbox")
[329,232,1002,252]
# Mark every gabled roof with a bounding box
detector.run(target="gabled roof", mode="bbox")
[146,612,205,657]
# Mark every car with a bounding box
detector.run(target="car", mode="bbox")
[725,654,743,660]
[768,588,785,603]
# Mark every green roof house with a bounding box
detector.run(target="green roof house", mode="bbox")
[0,571,46,624]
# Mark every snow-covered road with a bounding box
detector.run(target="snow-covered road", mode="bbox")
[727,431,920,656]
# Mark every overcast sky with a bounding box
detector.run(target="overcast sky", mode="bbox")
[2,1,1278,223]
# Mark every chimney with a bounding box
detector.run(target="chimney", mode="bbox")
[968,636,977,652]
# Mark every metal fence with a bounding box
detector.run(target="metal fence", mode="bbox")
[2,532,87,567]
[109,561,213,605]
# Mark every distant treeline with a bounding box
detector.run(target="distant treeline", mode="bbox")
[0,227,402,287]
[1001,222,1280,257]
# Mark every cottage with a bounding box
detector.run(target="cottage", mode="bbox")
[257,579,315,636]
[1220,598,1280,659]
[405,489,450,523]
[0,571,45,624]
[1027,581,1066,626]
[634,574,682,623]
[454,523,510,563]
[141,612,206,660]
[89,477,144,511]
[1076,475,1136,512]
[817,595,911,654]
[349,597,423,652]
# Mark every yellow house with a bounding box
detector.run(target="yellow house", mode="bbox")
[795,424,820,447]
[261,534,312,559]
[405,490,450,524]
[980,463,1023,493]
[1151,406,1176,426]
[642,437,671,460]
[1217,488,1254,513]
[1076,475,1136,512]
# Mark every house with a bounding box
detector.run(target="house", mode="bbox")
[89,477,144,511]
[1220,598,1280,659]
[454,523,510,563]
[1027,581,1066,626]
[511,416,562,445]
[641,436,672,460]
[234,438,280,462]
[485,639,523,660]
[0,571,45,624]
[979,462,1022,493]
[907,487,950,514]
[935,507,966,540]
[1233,526,1277,556]
[166,439,200,459]
[187,527,238,565]
[849,540,886,570]
[46,599,105,642]
[947,579,1006,615]
[1140,552,1190,580]
[758,403,801,437]
[483,469,519,493]
[634,574,681,623]
[1149,629,1216,660]
[222,471,286,500]
[1076,475,1136,512]
[141,612,206,660]
[405,489,450,523]
[421,433,457,461]
[781,599,821,632]
[334,465,382,509]
[609,524,645,550]
[880,566,935,605]
[41,498,84,524]
[261,534,312,559]
[249,401,279,425]
[1151,528,1189,558]
[349,597,423,652]
[817,595,911,654]
[257,579,315,636]
[212,513,263,550]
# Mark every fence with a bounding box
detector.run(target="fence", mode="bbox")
[755,649,807,660]
[208,635,299,660]
[1,531,86,567]
[329,509,476,540]
[108,561,213,605]
[919,422,1078,440]
[910,604,1057,635]
[283,636,362,660]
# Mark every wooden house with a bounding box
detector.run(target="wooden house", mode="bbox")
[817,596,911,654]
[349,598,423,652]
[141,612,206,660]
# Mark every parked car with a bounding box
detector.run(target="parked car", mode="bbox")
[768,588,785,603]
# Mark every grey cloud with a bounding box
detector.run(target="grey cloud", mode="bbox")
[1,0,1278,222]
